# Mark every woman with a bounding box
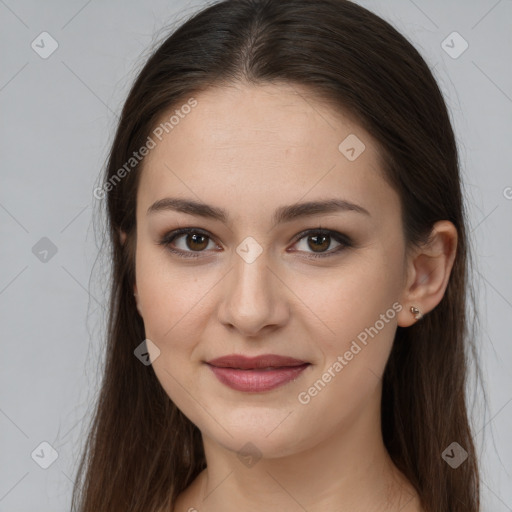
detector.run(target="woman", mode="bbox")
[72,1,481,511]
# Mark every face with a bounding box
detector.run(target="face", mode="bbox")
[132,82,408,458]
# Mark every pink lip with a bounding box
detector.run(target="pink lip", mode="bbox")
[205,354,310,392]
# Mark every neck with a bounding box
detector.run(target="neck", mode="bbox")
[175,386,419,512]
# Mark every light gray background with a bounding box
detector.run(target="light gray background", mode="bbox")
[0,0,511,510]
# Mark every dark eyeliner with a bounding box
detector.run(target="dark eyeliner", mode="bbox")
[158,227,352,259]
[290,228,352,259]
[158,227,215,259]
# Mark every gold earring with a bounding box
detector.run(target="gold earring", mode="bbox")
[410,306,423,320]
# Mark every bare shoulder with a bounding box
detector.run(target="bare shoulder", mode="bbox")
[171,470,205,512]
[395,483,424,512]
[389,469,424,512]
[153,471,204,512]
[399,496,424,512]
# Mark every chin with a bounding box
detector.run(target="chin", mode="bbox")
[198,406,315,460]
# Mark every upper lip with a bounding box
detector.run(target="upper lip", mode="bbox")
[206,354,309,370]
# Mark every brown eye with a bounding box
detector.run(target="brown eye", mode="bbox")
[159,227,351,260]
[184,232,209,251]
[292,229,352,258]
[307,233,331,252]
[159,228,217,258]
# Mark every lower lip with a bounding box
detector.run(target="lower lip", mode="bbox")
[207,363,310,392]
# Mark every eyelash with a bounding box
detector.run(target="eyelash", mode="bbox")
[158,227,352,260]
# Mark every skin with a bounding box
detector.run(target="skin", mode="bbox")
[124,82,457,512]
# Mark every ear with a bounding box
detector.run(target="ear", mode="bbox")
[397,220,458,327]
[119,229,127,245]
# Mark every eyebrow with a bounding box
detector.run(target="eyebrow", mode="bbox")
[147,197,370,226]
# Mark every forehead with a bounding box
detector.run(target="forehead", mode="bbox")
[137,82,399,226]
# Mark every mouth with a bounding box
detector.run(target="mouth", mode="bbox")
[205,354,311,392]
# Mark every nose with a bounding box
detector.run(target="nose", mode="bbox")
[216,249,290,337]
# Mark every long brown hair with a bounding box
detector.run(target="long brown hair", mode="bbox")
[72,1,482,510]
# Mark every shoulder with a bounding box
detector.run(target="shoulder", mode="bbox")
[171,470,205,512]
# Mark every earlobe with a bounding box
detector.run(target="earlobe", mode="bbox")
[119,230,127,245]
[397,220,458,327]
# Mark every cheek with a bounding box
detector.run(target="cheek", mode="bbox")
[293,249,403,411]
[296,253,401,349]
[135,244,214,342]
[134,246,212,425]
[293,282,399,437]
